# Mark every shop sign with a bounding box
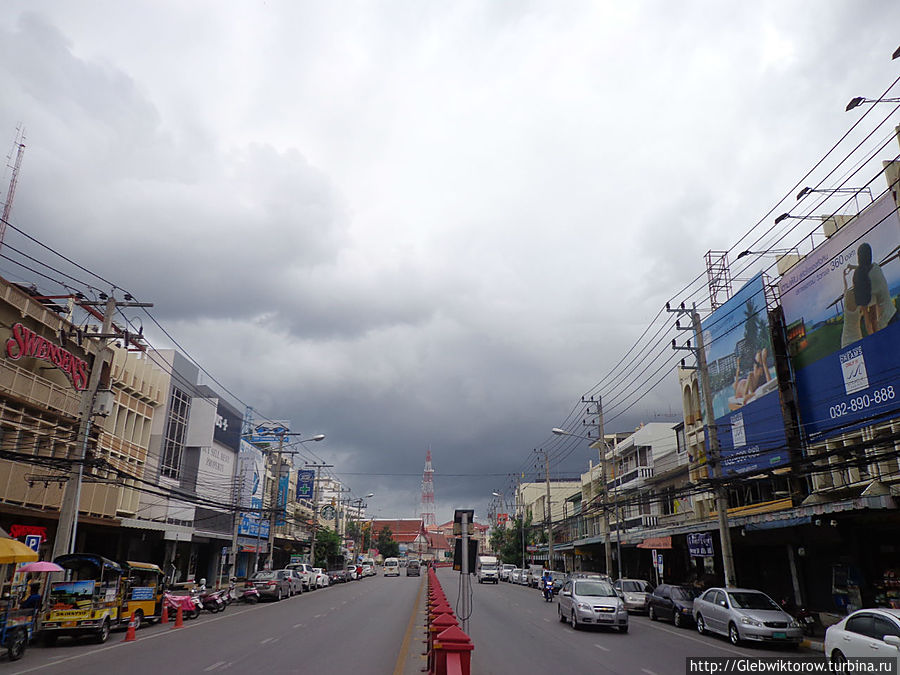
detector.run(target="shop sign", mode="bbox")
[9,524,48,540]
[6,323,90,390]
[687,533,714,557]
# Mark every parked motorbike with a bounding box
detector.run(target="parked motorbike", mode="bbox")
[239,585,260,604]
[780,598,820,636]
[197,588,227,613]
[164,592,200,620]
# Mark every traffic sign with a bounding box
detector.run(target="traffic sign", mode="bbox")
[24,534,41,552]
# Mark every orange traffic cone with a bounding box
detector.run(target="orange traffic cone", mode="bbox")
[161,602,169,624]
[172,604,184,629]
[123,612,137,642]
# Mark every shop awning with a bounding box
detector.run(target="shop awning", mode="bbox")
[637,536,672,549]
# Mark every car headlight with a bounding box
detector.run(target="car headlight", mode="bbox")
[789,620,801,628]
[740,616,763,627]
[577,602,592,611]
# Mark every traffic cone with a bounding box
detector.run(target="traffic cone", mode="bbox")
[161,602,169,624]
[123,612,137,642]
[172,604,184,629]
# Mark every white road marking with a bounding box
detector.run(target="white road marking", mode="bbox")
[594,644,610,651]
[204,662,226,672]
[260,637,276,645]
[644,621,748,656]
[293,623,304,628]
[314,614,322,618]
[543,618,550,622]
[642,670,658,675]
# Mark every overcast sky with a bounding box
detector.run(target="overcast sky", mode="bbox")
[1,1,899,525]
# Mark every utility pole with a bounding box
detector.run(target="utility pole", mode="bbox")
[585,397,613,577]
[52,294,153,560]
[306,462,333,567]
[668,302,737,587]
[267,433,285,570]
[536,448,554,571]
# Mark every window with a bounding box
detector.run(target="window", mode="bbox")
[160,387,191,479]
[845,614,874,637]
[873,616,900,640]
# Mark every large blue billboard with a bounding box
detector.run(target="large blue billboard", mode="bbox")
[779,193,900,441]
[702,273,790,475]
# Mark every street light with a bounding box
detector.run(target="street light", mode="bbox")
[845,96,900,112]
[552,427,622,579]
[735,248,795,261]
[795,186,872,202]
[350,493,374,561]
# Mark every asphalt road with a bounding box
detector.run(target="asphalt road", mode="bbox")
[434,567,815,675]
[6,573,424,675]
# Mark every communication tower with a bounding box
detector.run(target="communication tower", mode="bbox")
[420,450,436,528]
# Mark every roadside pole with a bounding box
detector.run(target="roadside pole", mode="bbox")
[266,432,285,570]
[307,462,333,567]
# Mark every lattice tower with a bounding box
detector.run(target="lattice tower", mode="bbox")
[420,450,435,527]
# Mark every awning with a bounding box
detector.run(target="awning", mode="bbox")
[637,536,672,549]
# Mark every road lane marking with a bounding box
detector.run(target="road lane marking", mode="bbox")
[293,623,304,628]
[543,618,550,622]
[644,621,747,656]
[393,574,426,675]
[594,644,610,651]
[204,662,226,672]
[642,670,658,675]
[314,614,322,618]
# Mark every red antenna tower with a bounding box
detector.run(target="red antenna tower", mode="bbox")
[420,450,436,527]
[0,126,26,253]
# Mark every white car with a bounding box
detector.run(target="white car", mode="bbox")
[500,564,515,581]
[286,562,316,591]
[383,557,401,577]
[825,608,900,667]
[312,567,329,588]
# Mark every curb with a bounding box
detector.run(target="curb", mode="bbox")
[800,637,824,653]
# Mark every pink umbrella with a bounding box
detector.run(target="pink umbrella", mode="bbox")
[18,561,64,573]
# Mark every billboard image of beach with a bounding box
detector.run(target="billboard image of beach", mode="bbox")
[701,273,789,476]
[779,193,900,440]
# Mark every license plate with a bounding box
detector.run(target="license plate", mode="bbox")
[63,621,77,628]
[773,632,787,639]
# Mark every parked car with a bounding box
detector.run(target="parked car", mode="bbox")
[614,579,654,613]
[249,570,292,601]
[345,565,359,581]
[526,565,545,588]
[509,569,521,584]
[361,563,374,577]
[557,577,628,632]
[567,571,612,583]
[327,569,346,584]
[500,564,515,581]
[648,584,700,627]
[825,608,900,668]
[693,587,802,647]
[312,568,329,588]
[286,563,316,591]
[283,569,305,595]
[406,559,421,576]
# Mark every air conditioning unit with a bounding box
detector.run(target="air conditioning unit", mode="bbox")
[93,389,115,417]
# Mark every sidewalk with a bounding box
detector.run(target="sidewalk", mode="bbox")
[399,575,429,675]
[800,636,825,653]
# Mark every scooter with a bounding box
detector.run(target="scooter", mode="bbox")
[542,579,554,602]
[239,585,260,604]
[164,592,201,620]
[197,588,227,613]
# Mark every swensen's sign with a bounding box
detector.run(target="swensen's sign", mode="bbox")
[6,322,90,390]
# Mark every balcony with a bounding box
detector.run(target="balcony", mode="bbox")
[608,465,653,491]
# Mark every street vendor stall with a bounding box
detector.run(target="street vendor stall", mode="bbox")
[0,537,39,661]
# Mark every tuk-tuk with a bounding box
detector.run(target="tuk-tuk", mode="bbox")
[42,554,123,645]
[120,561,164,628]
[0,537,39,661]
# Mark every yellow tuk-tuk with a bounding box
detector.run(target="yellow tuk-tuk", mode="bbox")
[0,537,39,661]
[120,561,164,628]
[42,554,123,645]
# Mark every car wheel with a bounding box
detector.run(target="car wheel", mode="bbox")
[673,612,682,629]
[696,614,706,635]
[558,605,566,623]
[619,624,628,634]
[570,610,579,630]
[728,623,741,646]
[95,618,110,644]
[133,610,143,630]
[831,650,847,666]
[648,606,657,621]
[275,588,282,602]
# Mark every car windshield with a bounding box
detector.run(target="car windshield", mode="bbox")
[251,572,275,580]
[575,581,617,597]
[672,587,701,601]
[728,592,780,610]
[621,580,650,592]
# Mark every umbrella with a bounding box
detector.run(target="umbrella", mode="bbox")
[0,538,39,565]
[18,561,63,573]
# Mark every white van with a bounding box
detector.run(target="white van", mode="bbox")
[383,557,400,576]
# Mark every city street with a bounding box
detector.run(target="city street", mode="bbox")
[5,574,423,675]
[434,567,814,675]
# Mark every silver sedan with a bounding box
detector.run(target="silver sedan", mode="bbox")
[694,587,802,647]
[558,578,629,632]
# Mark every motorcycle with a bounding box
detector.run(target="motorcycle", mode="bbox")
[164,592,201,620]
[542,579,554,602]
[238,585,260,604]
[197,588,227,613]
[780,598,820,636]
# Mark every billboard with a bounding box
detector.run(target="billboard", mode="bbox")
[237,440,269,538]
[779,193,900,440]
[248,420,291,444]
[296,470,315,501]
[701,273,790,475]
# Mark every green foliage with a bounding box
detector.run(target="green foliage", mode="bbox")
[492,515,533,565]
[314,527,341,568]
[376,526,400,558]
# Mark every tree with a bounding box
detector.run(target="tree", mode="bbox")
[314,527,341,568]
[376,526,400,558]
[492,514,533,565]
